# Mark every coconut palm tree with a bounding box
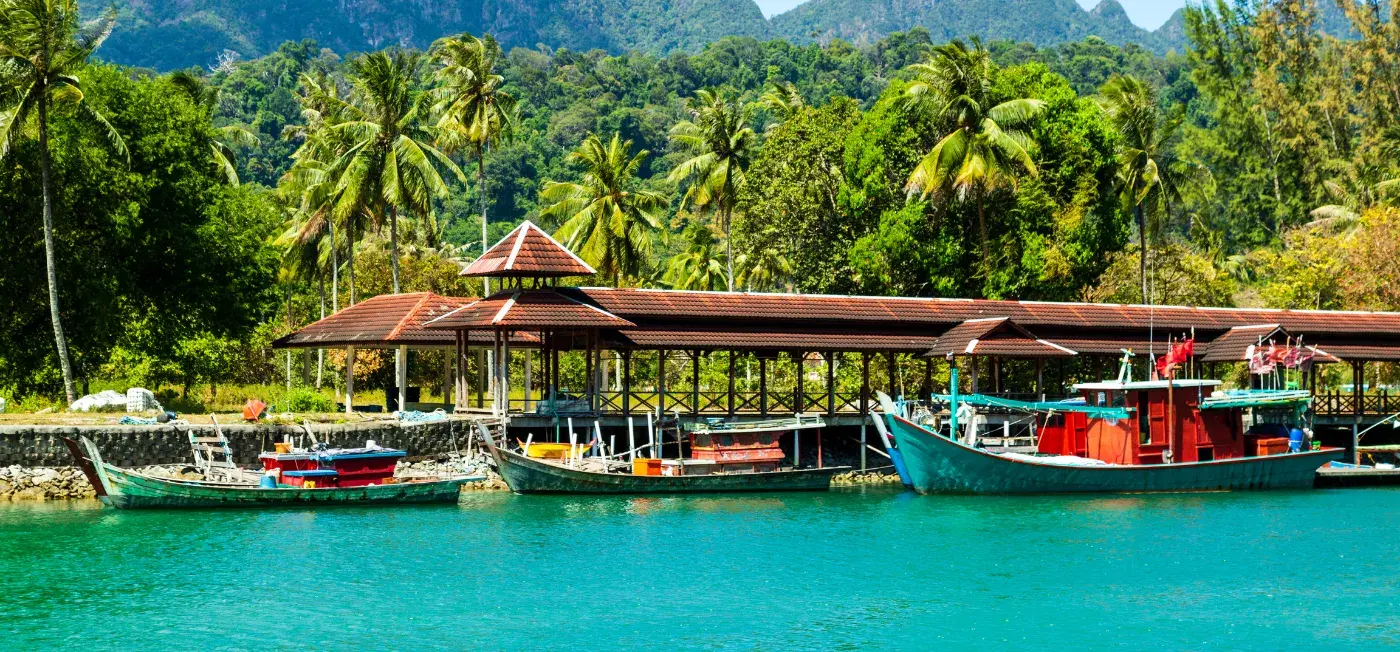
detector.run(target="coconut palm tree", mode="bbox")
[429,32,516,295]
[663,221,729,291]
[1098,74,1204,302]
[0,0,128,403]
[903,38,1043,281]
[759,80,804,132]
[668,89,756,292]
[540,133,667,286]
[168,70,258,185]
[736,246,793,292]
[326,50,464,295]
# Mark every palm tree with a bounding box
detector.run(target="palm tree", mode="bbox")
[736,246,793,292]
[668,89,756,292]
[540,133,667,286]
[168,70,258,185]
[281,72,353,304]
[663,221,728,291]
[758,80,804,132]
[429,32,516,295]
[1098,74,1203,302]
[903,38,1043,281]
[0,0,128,403]
[327,50,464,295]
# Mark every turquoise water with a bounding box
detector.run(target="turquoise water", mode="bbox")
[4,488,1400,650]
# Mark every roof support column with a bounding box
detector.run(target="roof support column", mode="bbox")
[859,352,869,415]
[796,352,805,415]
[1036,359,1045,400]
[888,352,897,399]
[727,351,736,417]
[691,350,701,418]
[623,350,632,418]
[658,350,667,417]
[924,356,933,402]
[1354,360,1364,463]
[585,331,595,413]
[344,345,355,414]
[523,349,533,413]
[826,352,836,417]
[397,344,408,413]
[759,355,768,417]
[970,355,979,394]
[443,345,452,409]
[476,348,485,409]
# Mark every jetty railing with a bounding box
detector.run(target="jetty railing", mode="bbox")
[1314,390,1398,417]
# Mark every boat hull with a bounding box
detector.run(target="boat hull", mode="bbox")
[492,449,845,494]
[68,436,475,509]
[885,414,1343,494]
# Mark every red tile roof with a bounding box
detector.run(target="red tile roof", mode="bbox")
[575,287,1400,336]
[1200,325,1286,362]
[426,289,635,330]
[272,293,537,348]
[460,221,595,278]
[615,328,940,352]
[928,318,1077,358]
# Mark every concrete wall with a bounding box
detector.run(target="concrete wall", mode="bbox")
[0,420,475,468]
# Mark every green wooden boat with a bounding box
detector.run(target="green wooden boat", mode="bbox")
[69,437,478,509]
[476,425,845,494]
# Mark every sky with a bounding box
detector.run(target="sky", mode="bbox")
[751,0,1185,31]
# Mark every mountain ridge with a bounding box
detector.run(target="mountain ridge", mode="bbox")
[97,0,1187,71]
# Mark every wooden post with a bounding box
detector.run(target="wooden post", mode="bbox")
[888,352,897,398]
[344,345,355,414]
[970,355,980,393]
[795,352,805,415]
[476,348,485,409]
[1354,360,1363,463]
[691,349,701,417]
[759,355,768,417]
[924,357,933,401]
[860,352,870,414]
[443,347,452,408]
[501,329,511,415]
[1036,358,1045,400]
[658,350,667,416]
[826,351,836,416]
[585,331,595,413]
[396,344,408,412]
[623,350,632,417]
[523,349,533,413]
[727,351,736,417]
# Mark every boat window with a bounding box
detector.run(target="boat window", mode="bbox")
[1096,392,1107,406]
[1112,393,1126,408]
[759,434,775,446]
[718,435,733,447]
[695,434,711,448]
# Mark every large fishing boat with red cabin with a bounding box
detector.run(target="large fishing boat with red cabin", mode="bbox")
[875,346,1344,494]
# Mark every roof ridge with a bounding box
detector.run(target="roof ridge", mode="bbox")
[385,292,433,340]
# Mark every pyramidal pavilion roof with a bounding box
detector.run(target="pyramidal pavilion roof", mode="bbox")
[460,221,596,278]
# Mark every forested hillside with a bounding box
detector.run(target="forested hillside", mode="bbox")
[6,0,1400,405]
[95,0,1193,71]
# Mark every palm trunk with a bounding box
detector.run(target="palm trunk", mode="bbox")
[723,167,735,293]
[347,221,357,305]
[317,273,326,389]
[388,204,400,294]
[328,219,339,312]
[1137,202,1148,304]
[977,192,990,281]
[39,92,77,404]
[477,144,489,296]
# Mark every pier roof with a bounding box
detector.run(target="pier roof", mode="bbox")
[460,221,595,278]
[927,318,1077,358]
[427,290,634,330]
[272,292,537,349]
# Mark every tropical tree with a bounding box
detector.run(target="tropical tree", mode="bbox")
[430,32,515,295]
[663,221,728,291]
[168,70,258,185]
[758,80,804,132]
[736,247,794,292]
[0,0,128,403]
[1098,74,1204,302]
[540,133,667,286]
[325,50,463,295]
[668,89,756,292]
[903,38,1043,280]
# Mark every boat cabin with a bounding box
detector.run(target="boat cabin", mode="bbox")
[685,418,825,474]
[1036,380,1253,465]
[258,446,406,487]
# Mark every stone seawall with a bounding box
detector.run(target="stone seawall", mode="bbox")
[0,420,476,468]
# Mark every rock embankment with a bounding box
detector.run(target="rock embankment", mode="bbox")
[0,466,98,500]
[832,469,903,487]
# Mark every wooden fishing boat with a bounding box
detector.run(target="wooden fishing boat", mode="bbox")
[885,414,1342,494]
[877,364,1344,494]
[67,437,479,509]
[476,422,846,494]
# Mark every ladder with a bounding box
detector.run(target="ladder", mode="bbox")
[190,414,240,482]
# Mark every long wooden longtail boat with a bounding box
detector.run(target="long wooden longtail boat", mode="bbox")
[884,414,1342,494]
[67,437,478,509]
[477,424,846,494]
